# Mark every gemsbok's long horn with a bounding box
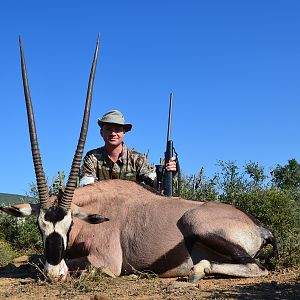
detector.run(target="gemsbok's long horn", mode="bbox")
[19,37,50,210]
[59,35,100,210]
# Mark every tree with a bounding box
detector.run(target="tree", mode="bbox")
[244,161,267,190]
[271,159,300,189]
[28,171,66,198]
[217,160,245,204]
[49,171,66,196]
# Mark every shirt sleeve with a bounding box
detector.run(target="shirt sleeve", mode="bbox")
[80,153,98,182]
[135,154,157,187]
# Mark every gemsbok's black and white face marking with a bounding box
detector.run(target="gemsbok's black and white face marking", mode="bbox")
[0,202,109,280]
[38,207,72,279]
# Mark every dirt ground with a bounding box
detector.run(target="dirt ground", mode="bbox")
[0,261,299,300]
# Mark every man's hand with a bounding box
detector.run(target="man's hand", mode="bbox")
[166,157,177,172]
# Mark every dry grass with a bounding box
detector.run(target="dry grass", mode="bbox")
[0,260,300,300]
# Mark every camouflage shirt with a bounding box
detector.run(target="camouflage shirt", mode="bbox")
[80,143,156,187]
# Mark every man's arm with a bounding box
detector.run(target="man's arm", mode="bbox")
[135,154,157,188]
[79,153,98,186]
[136,153,177,189]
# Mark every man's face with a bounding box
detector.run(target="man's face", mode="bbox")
[101,123,125,147]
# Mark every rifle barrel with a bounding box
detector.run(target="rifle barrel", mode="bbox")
[167,93,173,142]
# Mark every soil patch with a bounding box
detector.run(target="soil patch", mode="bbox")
[0,263,299,299]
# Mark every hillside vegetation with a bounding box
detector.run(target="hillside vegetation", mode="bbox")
[0,193,35,204]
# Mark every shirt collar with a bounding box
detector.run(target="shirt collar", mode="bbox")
[103,142,127,163]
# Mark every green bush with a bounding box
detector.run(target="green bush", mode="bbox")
[175,167,218,201]
[0,214,43,252]
[0,239,19,267]
[220,189,300,267]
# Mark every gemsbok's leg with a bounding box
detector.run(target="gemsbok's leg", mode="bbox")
[178,204,273,282]
[66,254,121,276]
[188,259,268,282]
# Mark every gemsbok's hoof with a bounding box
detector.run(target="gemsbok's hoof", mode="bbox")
[188,260,211,283]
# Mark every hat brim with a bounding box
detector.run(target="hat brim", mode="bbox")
[98,120,132,132]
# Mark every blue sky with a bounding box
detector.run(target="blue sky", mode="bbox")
[1,1,299,195]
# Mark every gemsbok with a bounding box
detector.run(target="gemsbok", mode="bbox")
[0,36,278,282]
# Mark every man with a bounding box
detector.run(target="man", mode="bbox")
[79,110,176,188]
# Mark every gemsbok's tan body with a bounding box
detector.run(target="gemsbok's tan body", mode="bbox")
[63,179,277,280]
[0,36,278,282]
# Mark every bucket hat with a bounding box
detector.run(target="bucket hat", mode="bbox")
[97,110,132,132]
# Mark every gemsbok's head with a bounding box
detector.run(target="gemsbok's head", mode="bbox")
[0,36,108,280]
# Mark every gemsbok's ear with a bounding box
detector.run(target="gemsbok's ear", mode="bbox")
[72,209,109,224]
[0,203,40,217]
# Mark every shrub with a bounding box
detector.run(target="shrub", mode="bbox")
[0,213,43,253]
[224,189,300,267]
[175,167,218,201]
[0,239,19,267]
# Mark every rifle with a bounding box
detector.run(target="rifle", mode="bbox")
[155,93,181,196]
[164,93,174,196]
